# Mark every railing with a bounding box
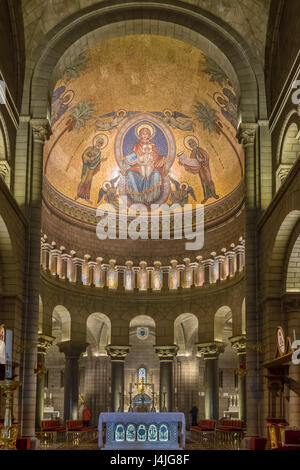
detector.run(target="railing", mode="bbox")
[40,235,245,293]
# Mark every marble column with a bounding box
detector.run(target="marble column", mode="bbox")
[58,341,88,421]
[106,345,131,412]
[238,124,262,436]
[283,295,300,427]
[154,345,178,412]
[196,342,225,420]
[35,334,55,429]
[230,335,247,422]
[21,122,51,439]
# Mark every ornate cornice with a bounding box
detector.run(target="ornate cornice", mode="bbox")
[32,121,52,143]
[229,335,246,355]
[196,341,225,359]
[106,345,131,361]
[37,333,55,355]
[57,340,88,358]
[154,345,179,361]
[237,124,257,148]
[282,293,300,312]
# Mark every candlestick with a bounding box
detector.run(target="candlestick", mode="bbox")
[0,379,20,449]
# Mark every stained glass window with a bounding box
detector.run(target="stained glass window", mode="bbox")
[138,367,146,393]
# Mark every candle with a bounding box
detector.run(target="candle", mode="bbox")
[44,392,46,399]
[163,386,166,393]
[50,392,52,400]
[5,329,13,379]
[129,383,132,393]
[152,384,154,393]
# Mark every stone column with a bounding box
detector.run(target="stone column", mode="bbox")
[35,334,55,429]
[238,124,261,437]
[230,335,247,422]
[283,295,300,427]
[58,341,88,421]
[154,345,178,412]
[21,122,51,440]
[106,345,131,412]
[196,342,225,420]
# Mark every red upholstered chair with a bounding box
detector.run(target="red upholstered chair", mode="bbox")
[16,437,31,450]
[251,437,267,450]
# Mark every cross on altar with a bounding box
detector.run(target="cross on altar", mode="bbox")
[135,377,153,394]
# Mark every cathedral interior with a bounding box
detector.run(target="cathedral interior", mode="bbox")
[0,0,300,452]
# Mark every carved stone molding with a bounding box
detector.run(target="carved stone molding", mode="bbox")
[229,335,246,355]
[57,340,88,358]
[0,160,10,185]
[154,345,179,361]
[106,345,131,361]
[237,124,257,148]
[37,333,55,355]
[196,341,225,359]
[32,122,52,143]
[282,294,300,312]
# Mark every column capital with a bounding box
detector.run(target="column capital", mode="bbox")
[37,334,55,355]
[282,293,300,312]
[196,341,225,359]
[229,335,246,355]
[57,340,88,358]
[154,345,179,361]
[31,120,52,143]
[237,123,257,148]
[106,345,131,361]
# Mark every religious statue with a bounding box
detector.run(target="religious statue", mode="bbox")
[75,134,108,204]
[122,124,166,205]
[178,135,219,204]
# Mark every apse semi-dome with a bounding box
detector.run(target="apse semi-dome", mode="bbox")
[43,35,244,229]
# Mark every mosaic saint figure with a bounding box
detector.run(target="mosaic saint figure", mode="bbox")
[122,124,166,205]
[75,134,108,204]
[51,86,75,127]
[178,135,219,204]
[95,109,127,132]
[213,88,238,129]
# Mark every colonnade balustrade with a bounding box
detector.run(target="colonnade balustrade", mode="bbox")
[40,236,245,293]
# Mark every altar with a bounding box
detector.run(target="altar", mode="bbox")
[98,412,186,450]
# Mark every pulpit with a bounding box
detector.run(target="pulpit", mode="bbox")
[98,412,186,450]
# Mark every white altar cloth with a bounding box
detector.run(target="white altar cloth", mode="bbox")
[98,412,186,450]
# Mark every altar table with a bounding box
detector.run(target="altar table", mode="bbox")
[98,412,186,450]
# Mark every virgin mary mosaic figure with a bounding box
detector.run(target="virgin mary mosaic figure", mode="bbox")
[122,124,166,205]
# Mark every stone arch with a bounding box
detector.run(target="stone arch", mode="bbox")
[284,219,300,293]
[276,118,300,190]
[268,210,300,297]
[129,315,156,336]
[0,214,18,295]
[25,1,264,125]
[174,313,198,356]
[86,312,111,356]
[214,306,232,342]
[52,305,71,341]
[276,111,299,165]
